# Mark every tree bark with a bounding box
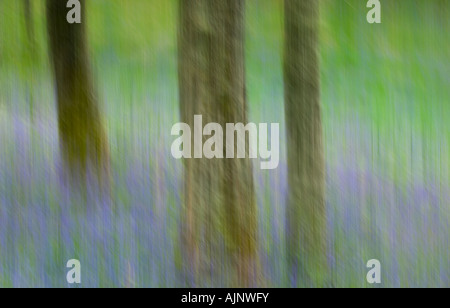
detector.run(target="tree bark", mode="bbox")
[178,0,259,287]
[284,0,327,287]
[46,0,109,188]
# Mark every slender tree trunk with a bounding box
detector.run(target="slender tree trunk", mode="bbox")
[46,0,109,188]
[284,0,327,287]
[178,0,259,287]
[23,0,34,42]
[23,0,36,119]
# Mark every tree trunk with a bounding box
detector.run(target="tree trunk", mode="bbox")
[178,0,259,287]
[284,0,327,287]
[23,0,36,119]
[46,0,109,188]
[23,0,33,42]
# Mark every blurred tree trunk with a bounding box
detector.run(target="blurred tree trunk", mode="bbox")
[178,0,259,287]
[23,0,33,42]
[46,0,109,188]
[23,0,36,119]
[284,0,327,287]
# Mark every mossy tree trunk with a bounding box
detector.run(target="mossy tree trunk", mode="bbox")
[47,0,109,188]
[178,0,259,287]
[23,0,36,119]
[284,0,327,287]
[23,0,33,42]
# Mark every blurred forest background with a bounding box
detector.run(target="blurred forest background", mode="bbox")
[0,0,448,287]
